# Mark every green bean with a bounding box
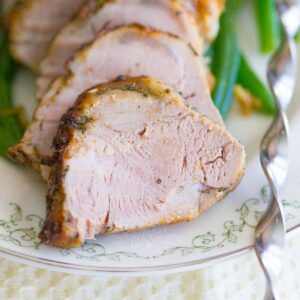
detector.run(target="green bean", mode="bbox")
[295,29,300,42]
[0,41,22,130]
[211,0,241,119]
[0,129,18,157]
[0,17,23,158]
[255,0,281,53]
[237,54,275,115]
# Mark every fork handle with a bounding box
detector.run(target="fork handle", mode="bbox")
[264,283,279,300]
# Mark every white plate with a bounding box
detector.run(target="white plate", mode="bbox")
[1,3,300,276]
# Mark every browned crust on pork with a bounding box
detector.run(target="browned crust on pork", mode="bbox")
[193,0,225,42]
[38,105,92,247]
[8,143,41,171]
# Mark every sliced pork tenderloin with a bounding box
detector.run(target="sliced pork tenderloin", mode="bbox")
[9,25,223,173]
[8,0,85,70]
[37,0,202,98]
[39,77,245,248]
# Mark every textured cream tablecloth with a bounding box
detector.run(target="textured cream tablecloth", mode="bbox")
[1,236,300,300]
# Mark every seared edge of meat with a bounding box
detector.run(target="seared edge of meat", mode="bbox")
[39,77,245,248]
[198,0,225,42]
[186,0,225,43]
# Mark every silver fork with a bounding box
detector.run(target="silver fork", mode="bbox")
[254,1,300,299]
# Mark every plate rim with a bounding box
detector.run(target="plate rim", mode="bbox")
[1,223,299,276]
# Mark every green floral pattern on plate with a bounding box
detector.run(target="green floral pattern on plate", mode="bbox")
[0,186,300,262]
[0,203,43,250]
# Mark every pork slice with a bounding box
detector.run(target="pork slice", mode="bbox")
[39,77,245,248]
[37,0,202,98]
[9,25,223,173]
[8,0,85,70]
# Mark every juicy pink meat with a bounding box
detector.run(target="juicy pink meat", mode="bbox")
[37,0,202,98]
[39,77,245,248]
[9,0,85,70]
[9,25,223,173]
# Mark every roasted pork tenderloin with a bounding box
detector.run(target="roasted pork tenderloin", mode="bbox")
[9,25,223,174]
[37,0,202,98]
[39,77,245,248]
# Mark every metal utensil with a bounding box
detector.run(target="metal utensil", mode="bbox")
[254,1,300,299]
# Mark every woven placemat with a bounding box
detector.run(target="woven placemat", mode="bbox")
[1,237,299,300]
